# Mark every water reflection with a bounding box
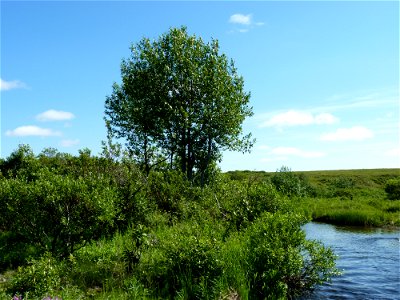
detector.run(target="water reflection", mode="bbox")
[301,222,400,300]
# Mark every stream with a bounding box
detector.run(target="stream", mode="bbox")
[301,222,400,300]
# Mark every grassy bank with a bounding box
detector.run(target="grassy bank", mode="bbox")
[227,168,400,227]
[297,169,400,227]
[298,196,400,227]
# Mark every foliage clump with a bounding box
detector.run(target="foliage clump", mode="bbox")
[0,153,120,259]
[271,166,315,198]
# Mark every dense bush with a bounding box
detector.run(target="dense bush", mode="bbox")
[385,178,400,200]
[271,166,315,197]
[219,212,338,299]
[0,169,120,259]
[0,145,41,181]
[137,221,224,299]
[213,179,292,233]
[7,253,67,298]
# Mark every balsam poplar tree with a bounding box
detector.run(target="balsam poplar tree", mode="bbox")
[105,27,254,184]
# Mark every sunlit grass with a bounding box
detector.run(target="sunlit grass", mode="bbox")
[298,197,400,227]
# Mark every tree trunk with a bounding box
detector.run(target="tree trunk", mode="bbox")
[187,127,193,180]
[143,135,150,175]
[180,129,187,175]
[201,135,213,187]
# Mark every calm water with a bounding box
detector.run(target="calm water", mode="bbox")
[301,222,400,300]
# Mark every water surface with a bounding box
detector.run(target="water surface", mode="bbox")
[302,222,400,300]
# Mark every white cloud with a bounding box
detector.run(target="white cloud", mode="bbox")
[229,14,252,25]
[36,109,75,122]
[260,110,338,128]
[320,126,374,142]
[228,13,264,33]
[0,78,27,91]
[270,147,326,158]
[60,139,80,147]
[6,125,62,137]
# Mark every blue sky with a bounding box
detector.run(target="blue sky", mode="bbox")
[1,1,399,172]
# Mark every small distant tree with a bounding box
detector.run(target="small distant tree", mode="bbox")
[105,27,254,184]
[271,166,314,197]
[0,144,39,180]
[271,166,302,197]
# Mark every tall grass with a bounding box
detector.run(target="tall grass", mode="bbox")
[298,197,400,227]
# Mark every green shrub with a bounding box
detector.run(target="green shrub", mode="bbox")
[0,169,120,258]
[0,231,39,269]
[385,178,400,200]
[220,212,338,299]
[326,176,356,199]
[146,170,189,216]
[213,179,292,233]
[0,145,42,181]
[243,212,306,298]
[123,276,149,299]
[111,162,150,230]
[137,221,223,299]
[331,176,355,189]
[7,252,66,298]
[67,225,145,293]
[271,166,314,197]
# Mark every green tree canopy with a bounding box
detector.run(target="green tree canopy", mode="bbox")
[105,27,254,184]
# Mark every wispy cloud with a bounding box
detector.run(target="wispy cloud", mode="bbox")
[36,109,75,122]
[0,78,27,91]
[317,89,399,113]
[260,110,338,128]
[6,125,62,137]
[229,14,252,25]
[60,139,80,147]
[228,13,264,33]
[320,126,374,142]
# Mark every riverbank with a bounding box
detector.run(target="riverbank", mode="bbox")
[297,169,400,227]
[227,168,400,228]
[297,196,400,227]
